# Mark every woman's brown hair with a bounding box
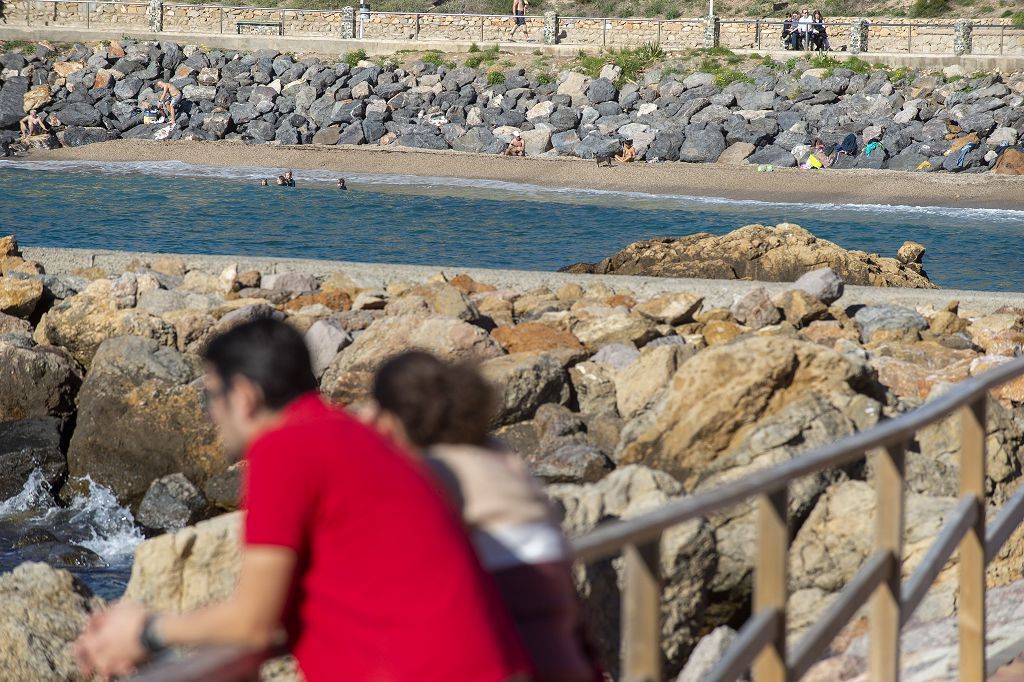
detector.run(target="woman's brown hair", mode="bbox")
[372,351,497,449]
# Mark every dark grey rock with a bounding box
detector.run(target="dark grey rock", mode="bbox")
[679,126,726,163]
[747,144,797,167]
[137,473,208,532]
[574,131,621,159]
[854,305,928,343]
[61,126,109,147]
[0,418,65,501]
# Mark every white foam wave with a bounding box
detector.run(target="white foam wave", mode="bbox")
[0,470,143,561]
[4,158,1024,225]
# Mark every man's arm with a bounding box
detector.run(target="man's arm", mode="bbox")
[75,546,296,679]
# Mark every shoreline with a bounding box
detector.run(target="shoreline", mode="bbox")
[24,140,1024,211]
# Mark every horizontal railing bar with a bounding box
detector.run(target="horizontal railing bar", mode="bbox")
[572,357,1024,563]
[366,10,542,18]
[789,550,893,678]
[900,495,978,624]
[129,645,276,681]
[986,484,1024,563]
[705,607,780,682]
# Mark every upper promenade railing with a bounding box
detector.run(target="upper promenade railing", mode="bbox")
[129,356,1024,680]
[5,0,1024,56]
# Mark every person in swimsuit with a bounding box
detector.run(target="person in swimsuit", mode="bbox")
[615,139,636,163]
[510,0,529,40]
[19,109,47,139]
[337,179,348,190]
[155,80,182,126]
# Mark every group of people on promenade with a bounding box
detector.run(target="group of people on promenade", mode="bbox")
[782,8,831,51]
[73,319,602,681]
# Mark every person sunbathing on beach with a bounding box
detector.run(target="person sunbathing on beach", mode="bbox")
[503,131,525,156]
[615,140,636,163]
[155,80,182,126]
[19,110,48,139]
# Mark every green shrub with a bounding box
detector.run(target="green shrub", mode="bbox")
[1013,11,1024,26]
[534,71,554,84]
[465,54,483,68]
[665,7,681,18]
[699,56,721,72]
[343,48,367,66]
[810,53,840,70]
[487,70,506,85]
[844,56,872,73]
[422,50,455,69]
[702,46,735,57]
[909,0,948,17]
[714,69,753,88]
[468,42,481,53]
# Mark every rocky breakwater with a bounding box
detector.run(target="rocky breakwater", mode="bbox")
[7,230,1024,679]
[565,222,934,287]
[2,40,1024,173]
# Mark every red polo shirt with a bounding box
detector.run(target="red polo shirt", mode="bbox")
[244,393,532,682]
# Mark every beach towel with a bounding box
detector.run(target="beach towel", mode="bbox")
[807,154,823,169]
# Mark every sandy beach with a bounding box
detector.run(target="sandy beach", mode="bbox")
[26,140,1024,210]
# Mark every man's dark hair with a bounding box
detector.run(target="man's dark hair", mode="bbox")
[202,319,318,410]
[372,351,495,449]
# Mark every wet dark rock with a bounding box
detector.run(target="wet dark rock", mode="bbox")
[0,417,65,500]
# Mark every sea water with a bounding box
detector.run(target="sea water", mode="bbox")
[0,159,1023,597]
[1,160,1023,291]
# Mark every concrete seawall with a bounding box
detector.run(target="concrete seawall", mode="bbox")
[22,245,1024,315]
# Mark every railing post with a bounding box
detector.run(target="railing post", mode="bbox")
[656,19,661,45]
[704,13,720,48]
[850,17,868,54]
[959,397,986,682]
[955,19,973,56]
[622,540,662,682]
[870,443,905,682]
[341,5,354,38]
[543,10,558,44]
[756,18,761,50]
[754,489,787,682]
[907,24,912,52]
[219,6,223,33]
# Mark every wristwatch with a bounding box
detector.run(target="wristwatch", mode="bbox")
[140,615,168,655]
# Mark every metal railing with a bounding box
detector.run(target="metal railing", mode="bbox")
[127,356,1024,680]
[360,9,544,43]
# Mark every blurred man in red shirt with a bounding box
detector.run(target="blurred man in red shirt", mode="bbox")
[75,319,533,682]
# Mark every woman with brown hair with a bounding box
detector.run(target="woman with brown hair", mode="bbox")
[364,351,601,682]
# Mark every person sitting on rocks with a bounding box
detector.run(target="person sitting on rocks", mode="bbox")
[364,351,601,682]
[154,80,182,126]
[615,139,636,163]
[73,319,533,682]
[504,131,525,156]
[19,109,47,139]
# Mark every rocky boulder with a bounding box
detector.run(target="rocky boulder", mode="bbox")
[480,351,571,426]
[548,465,717,676]
[0,338,82,421]
[0,417,65,500]
[0,562,104,681]
[564,223,935,288]
[66,335,223,510]
[320,314,503,404]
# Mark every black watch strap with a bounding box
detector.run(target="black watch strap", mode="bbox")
[140,615,168,655]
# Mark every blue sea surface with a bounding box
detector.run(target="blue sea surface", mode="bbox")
[1,160,1024,291]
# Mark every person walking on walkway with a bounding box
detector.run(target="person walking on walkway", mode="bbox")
[73,320,533,682]
[510,0,530,41]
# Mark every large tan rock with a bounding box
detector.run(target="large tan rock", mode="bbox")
[126,512,242,611]
[548,465,717,676]
[564,224,935,288]
[613,344,691,419]
[66,336,223,509]
[34,291,176,367]
[125,513,300,681]
[633,293,704,325]
[0,235,20,258]
[0,562,104,682]
[23,84,52,112]
[491,321,583,354]
[870,342,977,400]
[320,314,503,404]
[51,61,84,78]
[569,304,659,348]
[617,336,872,487]
[0,277,43,318]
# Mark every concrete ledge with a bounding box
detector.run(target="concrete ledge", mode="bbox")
[21,245,1024,315]
[2,24,1022,69]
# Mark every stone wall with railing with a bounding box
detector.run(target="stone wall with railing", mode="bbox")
[3,0,1023,57]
